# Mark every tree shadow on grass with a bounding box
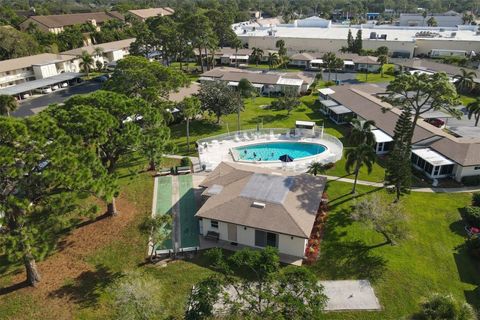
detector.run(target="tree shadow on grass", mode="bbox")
[453,243,480,310]
[246,114,289,125]
[328,186,384,211]
[49,264,122,308]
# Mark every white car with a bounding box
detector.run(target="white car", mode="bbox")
[22,93,30,99]
[38,87,52,94]
[61,82,68,88]
[51,85,59,91]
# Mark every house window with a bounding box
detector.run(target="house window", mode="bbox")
[440,165,454,175]
[210,220,218,229]
[475,166,480,171]
[254,230,278,248]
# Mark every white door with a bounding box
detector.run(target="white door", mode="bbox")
[227,223,237,242]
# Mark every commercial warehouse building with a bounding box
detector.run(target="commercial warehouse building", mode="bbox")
[235,16,480,59]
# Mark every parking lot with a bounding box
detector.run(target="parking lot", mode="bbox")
[13,81,102,117]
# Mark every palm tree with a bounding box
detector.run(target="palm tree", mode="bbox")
[78,50,94,77]
[348,118,376,146]
[454,69,477,93]
[267,52,279,70]
[93,46,104,57]
[377,54,388,77]
[232,37,243,68]
[333,57,344,82]
[0,94,18,117]
[322,52,337,82]
[307,162,328,176]
[467,97,480,127]
[345,144,376,194]
[179,96,202,153]
[251,47,264,66]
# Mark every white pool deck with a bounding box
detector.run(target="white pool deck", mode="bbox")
[198,130,343,173]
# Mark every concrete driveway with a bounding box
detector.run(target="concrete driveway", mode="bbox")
[13,81,102,117]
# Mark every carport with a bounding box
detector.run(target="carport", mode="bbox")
[0,72,83,100]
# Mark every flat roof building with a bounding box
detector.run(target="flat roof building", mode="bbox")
[235,16,480,58]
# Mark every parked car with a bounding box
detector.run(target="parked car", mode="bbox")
[94,75,108,83]
[22,93,30,99]
[61,82,68,88]
[36,87,52,94]
[426,118,445,128]
[51,85,59,90]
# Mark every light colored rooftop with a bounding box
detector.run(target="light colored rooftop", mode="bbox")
[372,129,393,143]
[237,21,480,42]
[0,53,75,73]
[412,148,455,166]
[61,38,135,56]
[128,7,174,19]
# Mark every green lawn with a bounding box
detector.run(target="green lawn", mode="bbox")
[355,64,396,83]
[311,181,479,319]
[170,91,386,182]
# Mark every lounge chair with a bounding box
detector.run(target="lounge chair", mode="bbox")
[243,132,251,141]
[176,166,191,174]
[234,134,241,142]
[156,167,171,176]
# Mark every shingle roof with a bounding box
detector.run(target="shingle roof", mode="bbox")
[290,52,315,61]
[61,38,135,56]
[196,162,326,238]
[391,58,479,77]
[24,11,124,28]
[330,84,480,166]
[0,53,75,73]
[128,7,175,19]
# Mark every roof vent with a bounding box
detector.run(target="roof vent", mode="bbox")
[252,201,266,209]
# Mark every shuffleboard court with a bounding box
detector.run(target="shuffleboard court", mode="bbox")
[178,175,199,249]
[154,176,173,251]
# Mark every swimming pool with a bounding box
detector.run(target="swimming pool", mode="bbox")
[233,142,327,162]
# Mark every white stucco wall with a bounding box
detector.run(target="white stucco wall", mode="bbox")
[33,64,58,79]
[201,218,307,257]
[454,165,480,182]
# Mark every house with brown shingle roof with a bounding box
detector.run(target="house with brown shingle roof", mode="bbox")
[19,11,124,34]
[196,162,327,258]
[127,7,174,21]
[324,83,480,182]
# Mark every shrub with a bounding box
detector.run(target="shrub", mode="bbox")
[417,293,476,320]
[463,206,480,227]
[462,175,480,186]
[472,193,480,207]
[180,157,192,167]
[466,237,480,259]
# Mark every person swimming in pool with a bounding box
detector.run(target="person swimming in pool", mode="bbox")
[253,152,257,158]
[244,149,247,154]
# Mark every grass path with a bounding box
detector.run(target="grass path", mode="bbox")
[178,175,199,249]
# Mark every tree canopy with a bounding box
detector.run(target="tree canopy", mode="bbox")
[197,81,242,123]
[0,115,103,286]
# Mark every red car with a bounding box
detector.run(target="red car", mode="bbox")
[426,118,445,128]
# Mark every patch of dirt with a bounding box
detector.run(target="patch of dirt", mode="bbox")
[5,195,140,320]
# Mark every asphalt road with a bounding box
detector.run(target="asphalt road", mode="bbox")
[13,81,103,117]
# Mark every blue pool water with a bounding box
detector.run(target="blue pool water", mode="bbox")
[234,142,327,162]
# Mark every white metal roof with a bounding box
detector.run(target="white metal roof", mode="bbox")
[199,76,214,81]
[343,60,355,66]
[277,77,304,86]
[296,120,315,127]
[329,105,352,114]
[371,129,393,143]
[252,83,264,88]
[318,88,335,95]
[412,148,454,166]
[0,72,83,95]
[310,59,324,64]
[227,81,239,86]
[320,99,340,107]
[229,55,249,60]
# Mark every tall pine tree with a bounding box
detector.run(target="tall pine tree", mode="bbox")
[386,109,413,201]
[353,30,363,53]
[347,29,354,52]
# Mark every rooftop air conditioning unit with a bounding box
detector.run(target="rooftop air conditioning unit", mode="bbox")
[252,202,266,209]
